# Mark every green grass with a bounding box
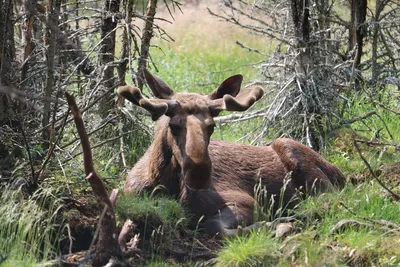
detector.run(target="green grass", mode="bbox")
[215,229,280,266]
[117,192,188,227]
[215,181,400,266]
[0,186,63,267]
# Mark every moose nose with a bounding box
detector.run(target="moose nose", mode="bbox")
[183,161,212,190]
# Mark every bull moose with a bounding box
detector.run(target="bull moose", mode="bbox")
[118,69,346,237]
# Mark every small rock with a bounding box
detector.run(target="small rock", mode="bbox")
[275,223,294,238]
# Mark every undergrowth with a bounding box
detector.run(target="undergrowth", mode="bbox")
[116,192,189,253]
[0,185,63,266]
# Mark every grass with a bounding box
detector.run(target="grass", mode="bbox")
[148,1,271,95]
[214,181,400,266]
[116,192,189,252]
[0,185,63,267]
[215,230,280,267]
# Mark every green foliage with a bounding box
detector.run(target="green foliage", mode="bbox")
[0,186,63,266]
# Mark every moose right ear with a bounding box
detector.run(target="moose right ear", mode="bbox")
[143,69,174,100]
[117,85,169,121]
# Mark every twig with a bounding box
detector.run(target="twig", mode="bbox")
[63,129,139,163]
[354,139,400,150]
[60,114,119,150]
[18,122,35,187]
[38,108,70,181]
[352,135,400,201]
[66,223,73,255]
[372,100,400,115]
[334,110,376,129]
[339,201,400,231]
[374,112,394,141]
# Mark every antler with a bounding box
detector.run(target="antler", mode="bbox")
[209,86,264,114]
[224,86,264,111]
[117,85,177,121]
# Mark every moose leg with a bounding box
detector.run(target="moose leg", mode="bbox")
[271,138,334,193]
[202,204,258,238]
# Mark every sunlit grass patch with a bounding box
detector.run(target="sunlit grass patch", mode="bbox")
[215,229,280,267]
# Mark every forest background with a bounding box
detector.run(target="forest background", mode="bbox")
[0,0,400,265]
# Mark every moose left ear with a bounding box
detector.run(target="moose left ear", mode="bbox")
[208,74,243,100]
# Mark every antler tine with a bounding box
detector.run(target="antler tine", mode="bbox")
[118,85,170,121]
[223,86,264,111]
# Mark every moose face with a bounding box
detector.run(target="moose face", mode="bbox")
[118,69,264,191]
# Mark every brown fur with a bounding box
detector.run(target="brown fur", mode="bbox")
[120,71,346,237]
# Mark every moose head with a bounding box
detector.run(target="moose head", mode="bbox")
[118,69,264,191]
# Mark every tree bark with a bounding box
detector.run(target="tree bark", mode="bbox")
[137,0,158,90]
[348,0,367,90]
[289,0,323,150]
[42,0,61,148]
[98,0,121,119]
[0,0,15,122]
[20,0,37,88]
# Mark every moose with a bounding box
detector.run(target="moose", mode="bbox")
[118,69,346,237]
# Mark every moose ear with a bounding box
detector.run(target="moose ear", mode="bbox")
[208,74,243,100]
[143,68,174,100]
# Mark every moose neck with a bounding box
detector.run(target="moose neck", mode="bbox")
[147,117,181,196]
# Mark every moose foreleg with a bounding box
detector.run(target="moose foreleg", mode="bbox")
[201,205,256,238]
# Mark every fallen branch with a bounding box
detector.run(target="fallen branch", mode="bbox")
[330,219,374,235]
[352,135,400,201]
[354,139,400,151]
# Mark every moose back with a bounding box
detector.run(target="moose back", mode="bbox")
[118,70,345,237]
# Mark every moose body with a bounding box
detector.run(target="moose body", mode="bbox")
[119,70,345,237]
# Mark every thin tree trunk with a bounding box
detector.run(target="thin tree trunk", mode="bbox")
[42,0,61,148]
[348,0,367,90]
[20,0,37,88]
[98,0,121,119]
[137,0,157,90]
[371,0,383,84]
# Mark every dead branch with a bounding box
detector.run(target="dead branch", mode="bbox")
[65,92,121,266]
[352,135,400,201]
[339,201,400,232]
[334,110,376,129]
[118,220,140,258]
[63,129,139,163]
[354,139,400,150]
[330,219,374,235]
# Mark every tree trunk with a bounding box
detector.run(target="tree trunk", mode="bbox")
[0,0,15,121]
[0,0,15,171]
[348,0,367,90]
[137,0,157,90]
[42,0,61,148]
[289,0,323,150]
[98,0,121,119]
